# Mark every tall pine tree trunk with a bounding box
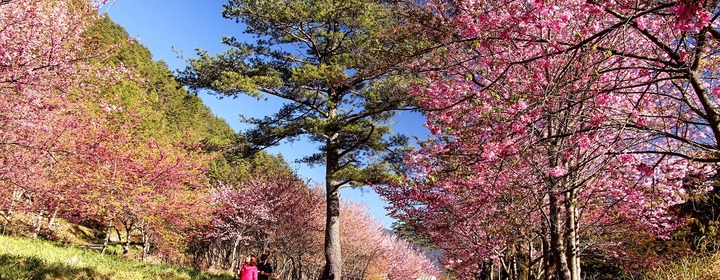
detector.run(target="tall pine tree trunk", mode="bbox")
[323,144,342,279]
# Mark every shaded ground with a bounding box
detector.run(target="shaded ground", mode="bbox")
[0,254,106,280]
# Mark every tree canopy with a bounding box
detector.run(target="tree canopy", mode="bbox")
[379,0,720,279]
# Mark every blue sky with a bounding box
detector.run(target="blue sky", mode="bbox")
[103,0,428,229]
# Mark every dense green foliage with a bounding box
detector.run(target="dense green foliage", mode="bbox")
[86,16,236,149]
[179,0,422,184]
[84,15,296,184]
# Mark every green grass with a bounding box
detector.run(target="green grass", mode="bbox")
[0,235,235,280]
[643,252,720,280]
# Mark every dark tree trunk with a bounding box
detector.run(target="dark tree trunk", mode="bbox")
[322,145,342,279]
[565,191,580,280]
[542,220,552,280]
[549,193,571,280]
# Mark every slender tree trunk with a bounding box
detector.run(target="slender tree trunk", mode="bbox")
[101,219,113,254]
[290,256,297,280]
[549,192,571,280]
[498,260,502,280]
[299,256,304,280]
[32,211,43,239]
[499,257,505,279]
[140,219,149,261]
[477,262,487,280]
[114,225,122,246]
[322,144,342,280]
[124,231,131,256]
[528,240,533,280]
[489,261,494,280]
[47,206,59,232]
[541,221,551,280]
[574,204,581,279]
[565,191,580,280]
[6,189,23,229]
[546,118,571,280]
[231,235,242,271]
[360,253,375,279]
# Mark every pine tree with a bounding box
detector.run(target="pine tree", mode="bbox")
[177,0,423,278]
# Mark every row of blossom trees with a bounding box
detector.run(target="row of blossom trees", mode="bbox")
[0,0,215,259]
[380,0,720,279]
[196,171,440,279]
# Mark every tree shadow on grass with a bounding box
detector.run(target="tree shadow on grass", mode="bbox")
[0,253,238,280]
[171,267,236,280]
[0,254,109,280]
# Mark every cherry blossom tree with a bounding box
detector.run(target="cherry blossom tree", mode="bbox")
[201,179,279,268]
[270,185,325,280]
[195,171,325,272]
[48,106,213,258]
[379,1,720,279]
[377,235,440,280]
[341,202,440,280]
[0,1,214,261]
[340,202,387,279]
[196,171,440,280]
[0,0,116,231]
[411,0,720,163]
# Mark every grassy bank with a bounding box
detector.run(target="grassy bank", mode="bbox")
[0,235,234,280]
[643,252,720,280]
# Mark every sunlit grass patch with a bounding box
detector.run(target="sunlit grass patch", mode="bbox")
[643,252,720,280]
[0,235,234,280]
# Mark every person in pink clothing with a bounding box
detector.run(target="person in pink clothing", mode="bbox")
[237,255,258,280]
